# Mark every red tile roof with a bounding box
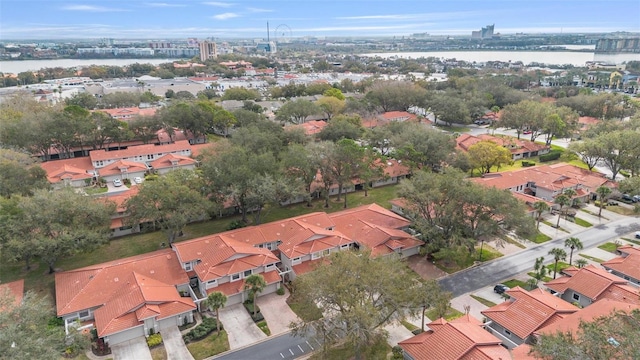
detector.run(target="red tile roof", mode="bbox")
[208,270,280,297]
[40,157,95,184]
[0,279,24,308]
[456,134,549,157]
[291,258,331,277]
[97,107,157,120]
[55,249,189,317]
[149,153,197,170]
[544,265,639,304]
[602,251,640,282]
[97,160,148,177]
[292,120,328,135]
[399,314,510,360]
[89,140,191,163]
[481,287,578,340]
[380,111,417,122]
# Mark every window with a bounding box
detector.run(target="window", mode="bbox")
[311,252,321,260]
[323,249,330,257]
[231,273,241,281]
[504,329,512,336]
[79,310,89,318]
[244,269,252,277]
[292,257,301,265]
[265,263,275,271]
[184,262,192,271]
[207,279,217,287]
[341,244,349,250]
[572,293,580,301]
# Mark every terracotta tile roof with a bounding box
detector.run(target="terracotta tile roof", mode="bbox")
[481,287,578,340]
[456,134,549,157]
[380,111,417,122]
[511,344,537,360]
[149,153,197,170]
[399,314,510,360]
[544,265,638,303]
[617,245,640,257]
[206,270,280,297]
[172,235,279,282]
[190,143,216,158]
[602,252,640,282]
[40,157,95,184]
[578,116,600,130]
[0,279,24,308]
[97,107,157,120]
[97,160,148,177]
[292,120,328,135]
[55,249,189,317]
[292,258,330,277]
[378,158,411,178]
[99,186,140,213]
[93,272,195,337]
[534,299,640,338]
[89,140,191,162]
[330,203,410,231]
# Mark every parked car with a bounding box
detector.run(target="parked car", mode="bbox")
[133,177,143,184]
[633,195,640,203]
[494,284,510,294]
[113,179,122,187]
[621,194,634,203]
[636,232,640,239]
[474,119,490,125]
[523,129,532,135]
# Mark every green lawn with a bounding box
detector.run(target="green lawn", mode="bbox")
[500,235,526,249]
[605,205,638,216]
[434,244,503,273]
[435,124,471,133]
[579,254,606,263]
[257,321,271,336]
[186,330,229,360]
[621,238,640,246]
[1,185,400,297]
[598,242,619,253]
[470,294,497,307]
[527,272,553,283]
[527,231,552,244]
[503,279,528,289]
[400,320,419,332]
[547,261,571,275]
[425,306,464,321]
[287,294,323,323]
[573,217,593,227]
[542,220,570,233]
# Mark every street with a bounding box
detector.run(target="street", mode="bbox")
[438,216,640,297]
[210,332,317,360]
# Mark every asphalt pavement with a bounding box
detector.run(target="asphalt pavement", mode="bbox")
[210,331,318,360]
[438,217,640,297]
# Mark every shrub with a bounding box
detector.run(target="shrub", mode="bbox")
[521,160,535,167]
[276,287,285,296]
[227,220,247,230]
[146,333,163,348]
[392,345,404,359]
[411,328,423,335]
[251,312,265,322]
[243,301,260,315]
[183,317,222,343]
[539,150,562,162]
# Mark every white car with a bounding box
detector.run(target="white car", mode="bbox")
[133,177,143,184]
[113,179,123,187]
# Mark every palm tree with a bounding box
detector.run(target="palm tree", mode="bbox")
[596,186,612,217]
[575,259,588,269]
[203,291,227,333]
[244,274,266,316]
[533,201,550,229]
[532,256,548,283]
[563,188,577,207]
[548,248,567,279]
[564,237,583,266]
[554,194,571,228]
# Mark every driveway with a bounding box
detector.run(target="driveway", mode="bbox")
[111,337,152,360]
[162,325,194,360]
[256,288,300,335]
[218,304,266,349]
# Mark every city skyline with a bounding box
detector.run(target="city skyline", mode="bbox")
[1,0,639,40]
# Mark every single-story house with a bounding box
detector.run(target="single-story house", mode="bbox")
[601,245,640,286]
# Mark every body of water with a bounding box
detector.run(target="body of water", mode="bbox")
[0,58,182,74]
[360,50,640,67]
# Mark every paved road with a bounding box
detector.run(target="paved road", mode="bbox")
[210,331,318,360]
[438,217,640,297]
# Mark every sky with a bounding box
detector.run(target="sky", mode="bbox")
[1,0,639,40]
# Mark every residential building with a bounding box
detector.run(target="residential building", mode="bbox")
[55,249,196,346]
[99,187,141,238]
[96,107,157,121]
[40,157,96,189]
[0,279,25,308]
[601,245,640,286]
[398,314,511,360]
[456,134,550,160]
[97,159,148,183]
[379,111,418,123]
[544,265,640,307]
[149,154,198,175]
[89,140,192,169]
[199,41,217,62]
[481,287,578,348]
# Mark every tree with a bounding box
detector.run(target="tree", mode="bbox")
[65,92,98,109]
[564,237,583,266]
[290,250,448,359]
[554,194,571,228]
[365,80,427,112]
[575,258,588,269]
[323,88,345,100]
[531,309,640,360]
[0,149,48,198]
[548,247,567,279]
[125,170,212,244]
[222,87,261,101]
[276,99,320,124]
[307,141,337,208]
[533,201,550,229]
[391,123,456,171]
[282,144,317,207]
[330,139,365,208]
[596,186,612,217]
[5,188,113,273]
[203,292,227,333]
[568,141,604,171]
[618,176,640,196]
[531,256,548,286]
[318,115,363,142]
[0,290,90,360]
[316,96,345,120]
[467,140,513,174]
[430,92,470,126]
[244,274,266,316]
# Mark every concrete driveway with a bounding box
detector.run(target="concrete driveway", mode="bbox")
[111,337,152,360]
[218,304,266,349]
[162,325,194,360]
[256,288,300,335]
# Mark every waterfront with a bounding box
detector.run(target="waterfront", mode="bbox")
[0,58,182,74]
[360,50,640,67]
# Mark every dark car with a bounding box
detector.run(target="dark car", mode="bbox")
[494,284,509,294]
[622,194,633,203]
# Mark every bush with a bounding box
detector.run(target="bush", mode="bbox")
[276,287,285,296]
[227,220,247,230]
[411,328,424,335]
[147,333,163,348]
[251,312,264,323]
[243,301,260,315]
[539,150,562,162]
[392,345,404,359]
[521,160,535,167]
[183,317,222,344]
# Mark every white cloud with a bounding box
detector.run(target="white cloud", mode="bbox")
[246,7,272,13]
[336,11,494,22]
[145,2,186,7]
[62,5,128,12]
[203,1,233,7]
[212,12,239,20]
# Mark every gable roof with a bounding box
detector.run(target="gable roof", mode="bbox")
[534,298,640,338]
[97,159,148,177]
[544,265,640,304]
[55,249,189,317]
[149,153,197,170]
[602,249,640,281]
[398,314,510,360]
[481,287,578,340]
[292,120,328,135]
[89,140,191,163]
[456,134,549,156]
[40,157,95,184]
[93,272,195,337]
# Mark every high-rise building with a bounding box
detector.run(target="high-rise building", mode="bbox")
[472,24,495,39]
[199,41,218,62]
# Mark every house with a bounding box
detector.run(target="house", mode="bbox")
[172,233,282,307]
[544,265,640,308]
[99,187,141,238]
[96,107,157,121]
[369,159,411,188]
[398,314,511,360]
[481,287,578,348]
[149,153,197,175]
[456,134,550,160]
[55,249,196,346]
[89,140,192,169]
[577,116,600,134]
[97,159,148,183]
[601,245,640,286]
[292,120,328,136]
[40,157,96,189]
[0,279,25,308]
[379,111,418,123]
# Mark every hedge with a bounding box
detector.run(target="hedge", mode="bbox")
[183,317,223,344]
[147,333,163,348]
[539,150,562,162]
